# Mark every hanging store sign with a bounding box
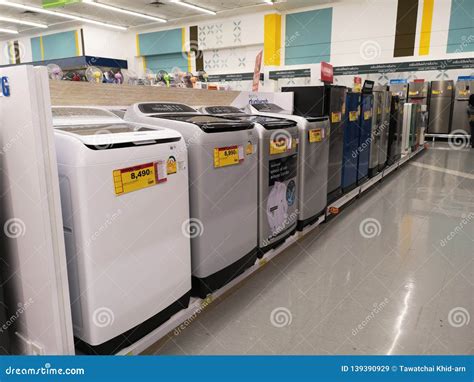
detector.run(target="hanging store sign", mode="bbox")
[334,58,473,76]
[268,69,311,80]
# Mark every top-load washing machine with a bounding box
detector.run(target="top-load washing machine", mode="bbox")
[199,105,299,250]
[281,85,347,203]
[52,107,191,354]
[341,91,361,192]
[376,86,392,171]
[248,102,329,231]
[125,103,259,298]
[368,89,383,178]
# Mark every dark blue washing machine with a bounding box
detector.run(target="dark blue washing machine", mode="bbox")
[357,81,374,185]
[341,91,361,193]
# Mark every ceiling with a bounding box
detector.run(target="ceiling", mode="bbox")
[0,0,333,39]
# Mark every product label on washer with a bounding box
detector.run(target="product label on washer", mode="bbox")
[270,137,291,155]
[268,154,297,187]
[113,161,166,196]
[166,156,177,175]
[213,145,243,168]
[349,111,358,121]
[331,111,342,123]
[309,128,324,143]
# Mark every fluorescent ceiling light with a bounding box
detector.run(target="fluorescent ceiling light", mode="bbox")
[263,0,275,4]
[83,0,167,23]
[0,0,127,30]
[170,1,216,15]
[0,15,48,28]
[0,27,18,34]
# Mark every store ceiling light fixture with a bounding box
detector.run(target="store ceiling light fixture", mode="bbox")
[0,27,18,34]
[170,1,216,16]
[0,0,127,30]
[82,0,167,23]
[263,0,275,4]
[0,15,48,28]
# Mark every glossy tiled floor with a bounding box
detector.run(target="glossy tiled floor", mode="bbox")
[151,143,473,355]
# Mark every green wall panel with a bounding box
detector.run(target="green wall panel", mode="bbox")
[447,0,474,53]
[145,53,188,73]
[285,8,332,65]
[138,29,183,56]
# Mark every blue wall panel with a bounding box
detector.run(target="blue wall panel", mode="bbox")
[285,8,332,65]
[138,29,183,56]
[42,31,77,60]
[145,53,188,73]
[447,0,474,53]
[31,37,42,62]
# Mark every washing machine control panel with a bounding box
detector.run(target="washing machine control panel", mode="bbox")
[138,103,197,114]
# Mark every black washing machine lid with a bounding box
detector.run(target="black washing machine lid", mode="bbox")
[148,113,254,133]
[202,106,245,115]
[204,108,297,130]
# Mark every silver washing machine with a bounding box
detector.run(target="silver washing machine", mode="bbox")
[248,103,329,232]
[125,103,259,297]
[199,105,299,253]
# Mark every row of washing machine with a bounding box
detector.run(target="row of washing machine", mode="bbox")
[52,102,330,354]
[52,83,424,355]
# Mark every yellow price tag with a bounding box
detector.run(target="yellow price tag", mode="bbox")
[432,90,441,95]
[349,111,358,122]
[331,112,341,123]
[113,162,165,196]
[364,110,372,120]
[214,145,242,168]
[309,128,323,143]
[270,139,289,155]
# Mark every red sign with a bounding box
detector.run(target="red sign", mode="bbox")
[252,50,263,92]
[320,62,333,83]
[414,79,425,83]
[353,76,362,93]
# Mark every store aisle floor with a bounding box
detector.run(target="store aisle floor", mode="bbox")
[151,144,474,355]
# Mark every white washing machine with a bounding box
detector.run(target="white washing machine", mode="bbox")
[199,105,299,252]
[247,103,329,231]
[52,107,191,354]
[125,103,259,298]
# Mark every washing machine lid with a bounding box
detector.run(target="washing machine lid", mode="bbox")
[147,114,254,133]
[203,106,297,130]
[55,123,182,148]
[52,107,123,126]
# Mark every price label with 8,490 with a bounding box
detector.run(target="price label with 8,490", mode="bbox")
[113,161,166,196]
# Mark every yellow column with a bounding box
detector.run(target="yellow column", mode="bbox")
[419,0,434,56]
[264,13,282,66]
